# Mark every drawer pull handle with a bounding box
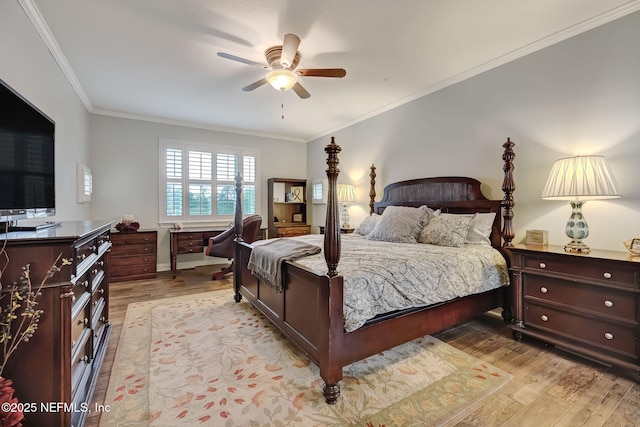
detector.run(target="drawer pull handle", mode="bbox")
[541,315,549,322]
[540,286,548,294]
[84,318,89,326]
[603,272,612,279]
[604,300,614,308]
[604,332,614,340]
[83,280,89,288]
[539,262,546,269]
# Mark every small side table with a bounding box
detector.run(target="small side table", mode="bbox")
[318,226,355,234]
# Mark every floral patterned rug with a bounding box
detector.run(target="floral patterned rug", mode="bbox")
[100,289,511,426]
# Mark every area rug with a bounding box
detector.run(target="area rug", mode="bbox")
[100,290,511,426]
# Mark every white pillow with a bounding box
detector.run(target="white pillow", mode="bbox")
[418,213,473,247]
[353,213,381,236]
[440,212,496,246]
[365,206,432,243]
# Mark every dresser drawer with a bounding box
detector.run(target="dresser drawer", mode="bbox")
[111,243,156,256]
[91,298,108,357]
[524,275,637,323]
[70,329,91,395]
[111,253,156,267]
[177,232,204,244]
[277,226,311,237]
[111,263,157,279]
[71,304,89,351]
[178,244,203,254]
[522,253,640,287]
[111,232,157,246]
[525,303,637,359]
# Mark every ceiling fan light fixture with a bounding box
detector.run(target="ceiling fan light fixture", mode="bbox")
[266,69,298,91]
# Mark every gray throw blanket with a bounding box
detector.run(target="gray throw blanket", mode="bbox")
[248,238,321,292]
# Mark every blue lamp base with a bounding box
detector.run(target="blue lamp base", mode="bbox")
[564,200,590,253]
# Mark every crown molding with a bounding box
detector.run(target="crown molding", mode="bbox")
[307,1,640,142]
[20,0,640,143]
[91,108,306,143]
[19,0,94,111]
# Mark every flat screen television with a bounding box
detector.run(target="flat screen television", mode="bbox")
[0,79,55,226]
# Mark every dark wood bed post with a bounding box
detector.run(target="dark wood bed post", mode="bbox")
[324,137,342,276]
[233,173,244,302]
[369,164,376,215]
[501,138,516,247]
[321,137,343,404]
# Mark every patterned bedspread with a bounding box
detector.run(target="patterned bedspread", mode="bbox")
[252,234,509,332]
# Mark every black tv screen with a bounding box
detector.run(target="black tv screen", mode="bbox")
[0,79,55,222]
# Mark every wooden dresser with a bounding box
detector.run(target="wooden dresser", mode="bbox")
[1,221,113,427]
[110,230,157,282]
[510,244,640,373]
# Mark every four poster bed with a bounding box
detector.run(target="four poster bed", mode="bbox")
[232,137,516,404]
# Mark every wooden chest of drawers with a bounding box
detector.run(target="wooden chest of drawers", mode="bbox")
[1,221,113,427]
[110,230,157,282]
[510,244,640,372]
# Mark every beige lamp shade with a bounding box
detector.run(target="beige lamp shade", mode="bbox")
[337,184,356,228]
[542,155,620,200]
[337,184,356,204]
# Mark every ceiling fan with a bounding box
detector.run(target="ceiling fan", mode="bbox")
[217,33,346,99]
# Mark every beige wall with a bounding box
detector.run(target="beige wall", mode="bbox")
[307,11,640,252]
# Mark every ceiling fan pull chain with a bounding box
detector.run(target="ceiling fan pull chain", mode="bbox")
[281,91,285,119]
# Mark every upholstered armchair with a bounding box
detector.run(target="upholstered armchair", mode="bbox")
[206,214,262,280]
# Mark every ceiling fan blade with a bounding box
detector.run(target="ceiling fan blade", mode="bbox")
[292,82,310,99]
[296,68,346,78]
[281,33,301,69]
[242,78,268,92]
[217,52,268,68]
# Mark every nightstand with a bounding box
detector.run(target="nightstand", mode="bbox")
[110,230,157,282]
[318,226,355,234]
[509,244,640,373]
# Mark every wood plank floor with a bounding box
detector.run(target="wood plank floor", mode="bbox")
[86,267,639,426]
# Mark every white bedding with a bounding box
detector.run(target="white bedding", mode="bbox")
[252,234,509,332]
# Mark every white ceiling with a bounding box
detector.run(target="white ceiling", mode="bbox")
[27,0,640,142]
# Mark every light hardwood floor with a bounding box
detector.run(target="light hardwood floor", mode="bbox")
[86,267,639,426]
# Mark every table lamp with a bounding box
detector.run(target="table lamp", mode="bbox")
[337,184,356,229]
[542,155,620,253]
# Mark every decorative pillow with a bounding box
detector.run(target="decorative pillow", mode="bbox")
[353,213,381,236]
[433,212,495,246]
[418,213,474,247]
[463,212,496,245]
[365,205,431,243]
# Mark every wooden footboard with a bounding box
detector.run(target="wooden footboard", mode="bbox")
[234,137,516,404]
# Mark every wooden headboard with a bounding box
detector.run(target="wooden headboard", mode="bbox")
[371,176,503,248]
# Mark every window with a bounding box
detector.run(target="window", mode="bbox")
[160,139,259,225]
